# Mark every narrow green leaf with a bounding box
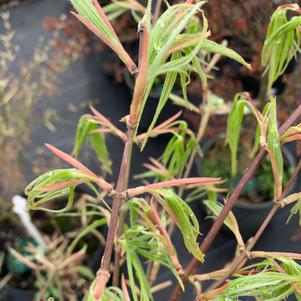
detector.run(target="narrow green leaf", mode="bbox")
[88,130,111,174]
[123,241,151,301]
[204,200,244,248]
[140,52,179,149]
[226,93,265,176]
[154,189,204,262]
[73,115,92,158]
[200,39,251,69]
[226,94,246,176]
[287,200,301,225]
[73,115,111,174]
[70,0,137,73]
[267,96,283,199]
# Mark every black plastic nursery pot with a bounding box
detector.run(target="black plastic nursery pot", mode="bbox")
[0,286,34,301]
[196,141,297,240]
[232,145,296,239]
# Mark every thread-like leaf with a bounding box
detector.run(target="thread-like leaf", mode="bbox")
[200,39,251,69]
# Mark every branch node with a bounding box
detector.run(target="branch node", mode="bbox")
[94,269,111,299]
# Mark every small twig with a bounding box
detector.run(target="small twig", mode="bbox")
[121,275,131,301]
[126,177,223,197]
[248,251,301,261]
[191,268,229,282]
[9,248,39,270]
[153,0,163,22]
[196,283,228,301]
[150,280,173,294]
[90,105,127,141]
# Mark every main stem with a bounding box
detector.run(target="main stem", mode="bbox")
[98,127,134,279]
[169,104,301,301]
[112,129,134,285]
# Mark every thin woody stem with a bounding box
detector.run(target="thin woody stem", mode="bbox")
[94,22,147,292]
[112,127,134,286]
[154,0,162,22]
[248,251,301,260]
[169,104,301,301]
[112,22,148,287]
[94,127,135,298]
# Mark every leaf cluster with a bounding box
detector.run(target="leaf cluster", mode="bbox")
[262,4,301,93]
[73,114,111,174]
[214,258,301,301]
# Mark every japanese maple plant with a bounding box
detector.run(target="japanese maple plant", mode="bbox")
[25,0,301,300]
